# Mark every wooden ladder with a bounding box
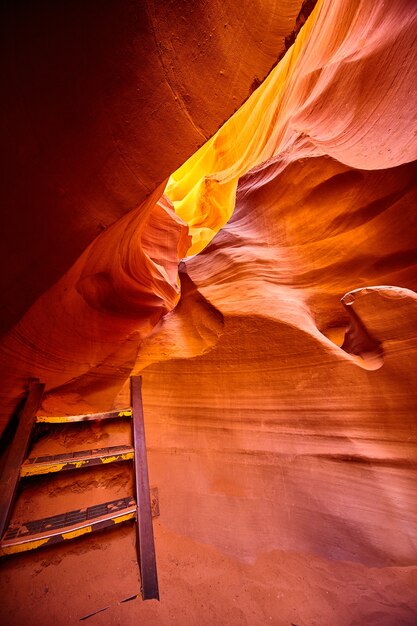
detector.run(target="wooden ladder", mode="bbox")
[0,376,159,601]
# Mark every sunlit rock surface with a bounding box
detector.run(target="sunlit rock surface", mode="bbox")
[1,0,417,624]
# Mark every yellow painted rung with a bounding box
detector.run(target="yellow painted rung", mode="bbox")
[20,446,134,477]
[36,408,132,423]
[0,497,137,556]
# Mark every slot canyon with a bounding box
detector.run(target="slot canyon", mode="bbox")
[1,0,417,624]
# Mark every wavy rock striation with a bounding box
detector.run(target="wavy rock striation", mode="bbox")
[1,0,417,623]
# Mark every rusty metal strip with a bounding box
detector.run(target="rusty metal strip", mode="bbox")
[131,376,159,601]
[80,605,111,621]
[79,592,139,620]
[0,379,45,539]
[36,409,132,424]
[20,445,134,477]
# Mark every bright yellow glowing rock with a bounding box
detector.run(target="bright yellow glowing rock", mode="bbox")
[165,1,321,255]
[166,0,417,255]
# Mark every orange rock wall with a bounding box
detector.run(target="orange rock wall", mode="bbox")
[1,0,417,623]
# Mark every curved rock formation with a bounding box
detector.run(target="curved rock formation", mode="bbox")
[0,0,304,335]
[1,0,417,624]
[165,0,417,253]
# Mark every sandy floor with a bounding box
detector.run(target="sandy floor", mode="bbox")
[1,513,417,626]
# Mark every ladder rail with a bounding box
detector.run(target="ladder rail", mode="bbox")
[0,379,45,538]
[131,375,160,601]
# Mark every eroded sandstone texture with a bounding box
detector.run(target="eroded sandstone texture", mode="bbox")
[1,0,417,624]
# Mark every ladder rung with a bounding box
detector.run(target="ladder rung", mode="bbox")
[20,445,134,477]
[0,496,137,556]
[36,408,132,423]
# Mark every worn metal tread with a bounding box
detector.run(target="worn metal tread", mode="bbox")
[0,496,136,556]
[36,408,132,424]
[20,445,134,476]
